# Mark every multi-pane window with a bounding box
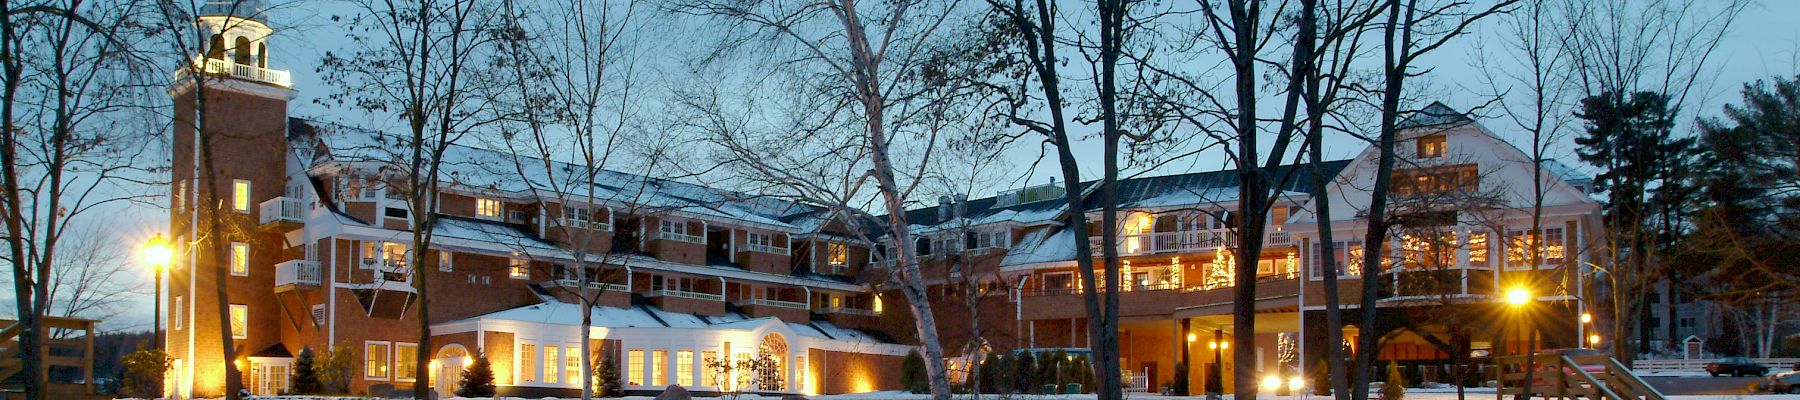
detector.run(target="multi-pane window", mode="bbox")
[544,345,561,384]
[873,296,884,314]
[627,350,644,386]
[395,343,417,381]
[1393,164,1479,197]
[652,350,668,386]
[676,350,694,386]
[1417,134,1447,158]
[438,251,453,272]
[1543,227,1565,265]
[365,342,391,379]
[565,206,609,230]
[476,198,503,218]
[232,179,251,212]
[565,347,581,385]
[827,243,848,269]
[509,258,530,279]
[230,242,250,276]
[1400,232,1457,269]
[659,220,701,243]
[700,351,718,387]
[520,344,538,382]
[1468,232,1490,268]
[1309,240,1365,279]
[229,304,248,339]
[747,232,778,253]
[974,231,1009,249]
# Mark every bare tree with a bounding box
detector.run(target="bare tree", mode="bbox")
[318,0,500,397]
[1,0,158,397]
[1557,0,1744,362]
[666,0,981,396]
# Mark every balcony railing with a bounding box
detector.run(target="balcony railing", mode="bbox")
[647,289,723,301]
[1091,229,1297,256]
[259,197,304,226]
[275,260,321,288]
[657,232,705,244]
[744,243,791,255]
[174,56,293,87]
[552,279,629,292]
[821,306,879,316]
[741,298,809,309]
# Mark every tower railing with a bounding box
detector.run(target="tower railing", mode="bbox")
[173,56,292,87]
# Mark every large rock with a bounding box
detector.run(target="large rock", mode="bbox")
[655,384,692,400]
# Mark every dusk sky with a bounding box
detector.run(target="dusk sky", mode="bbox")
[50,0,1800,332]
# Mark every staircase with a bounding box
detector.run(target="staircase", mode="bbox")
[1496,353,1667,400]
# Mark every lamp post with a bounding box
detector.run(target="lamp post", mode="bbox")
[1503,286,1534,400]
[142,234,174,349]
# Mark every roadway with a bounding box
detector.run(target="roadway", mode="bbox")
[1642,376,1773,396]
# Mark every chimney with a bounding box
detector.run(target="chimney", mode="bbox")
[938,195,954,221]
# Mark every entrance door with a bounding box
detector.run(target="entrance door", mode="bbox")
[435,345,471,395]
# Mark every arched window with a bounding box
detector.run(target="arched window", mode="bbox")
[757,333,789,391]
[207,34,225,60]
[257,43,267,67]
[234,37,252,65]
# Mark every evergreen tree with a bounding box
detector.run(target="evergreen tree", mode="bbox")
[1070,355,1094,393]
[901,350,928,394]
[457,350,497,398]
[1036,350,1065,390]
[118,344,171,399]
[977,353,1008,393]
[1171,361,1189,395]
[595,350,624,397]
[290,347,321,394]
[1011,351,1036,393]
[1382,361,1407,400]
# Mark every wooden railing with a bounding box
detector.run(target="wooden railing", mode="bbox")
[1496,353,1665,400]
[0,317,97,395]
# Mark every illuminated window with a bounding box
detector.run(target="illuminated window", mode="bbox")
[827,243,848,268]
[365,341,391,380]
[565,347,581,385]
[1393,164,1479,197]
[232,179,251,212]
[509,258,530,279]
[676,350,694,386]
[476,198,503,218]
[395,343,417,381]
[1469,232,1489,268]
[1543,227,1565,265]
[544,345,561,384]
[872,296,883,314]
[229,304,248,339]
[829,294,842,308]
[700,351,718,387]
[1417,134,1447,158]
[627,350,644,386]
[795,355,806,392]
[520,344,537,382]
[652,350,667,386]
[230,242,249,276]
[438,251,453,272]
[1309,240,1365,278]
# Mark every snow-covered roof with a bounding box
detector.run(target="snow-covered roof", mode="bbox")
[454,299,899,346]
[291,118,822,232]
[1000,228,1077,266]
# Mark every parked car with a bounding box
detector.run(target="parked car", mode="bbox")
[1757,371,1800,393]
[1705,357,1770,377]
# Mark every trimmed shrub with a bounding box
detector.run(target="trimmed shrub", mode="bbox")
[1382,361,1407,400]
[119,344,171,399]
[901,350,928,394]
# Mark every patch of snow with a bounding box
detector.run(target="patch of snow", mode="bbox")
[1001,228,1078,266]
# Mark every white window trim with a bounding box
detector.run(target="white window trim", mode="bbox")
[232,179,251,213]
[229,304,248,340]
[172,296,184,329]
[364,340,392,381]
[438,251,454,272]
[476,197,503,219]
[230,242,250,277]
[394,342,418,382]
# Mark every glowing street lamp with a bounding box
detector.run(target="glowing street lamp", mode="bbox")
[1505,287,1532,307]
[1580,312,1592,324]
[142,234,174,349]
[1588,334,1601,347]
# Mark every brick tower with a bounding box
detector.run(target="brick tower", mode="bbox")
[165,0,295,397]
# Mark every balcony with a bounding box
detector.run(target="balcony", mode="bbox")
[821,306,878,317]
[552,279,630,292]
[258,197,304,231]
[1090,229,1298,256]
[647,289,724,301]
[274,260,321,292]
[657,231,705,244]
[173,56,293,87]
[739,298,811,322]
[744,243,790,256]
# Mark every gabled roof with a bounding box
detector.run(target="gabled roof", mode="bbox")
[1398,101,1476,131]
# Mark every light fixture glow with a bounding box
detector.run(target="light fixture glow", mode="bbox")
[1505,287,1531,306]
[1187,333,1197,343]
[1209,342,1218,350]
[1260,375,1282,392]
[1580,313,1593,323]
[1288,376,1306,392]
[1588,334,1601,346]
[142,234,174,270]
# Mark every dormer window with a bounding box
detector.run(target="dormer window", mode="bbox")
[827,243,848,270]
[1417,134,1447,159]
[476,198,503,218]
